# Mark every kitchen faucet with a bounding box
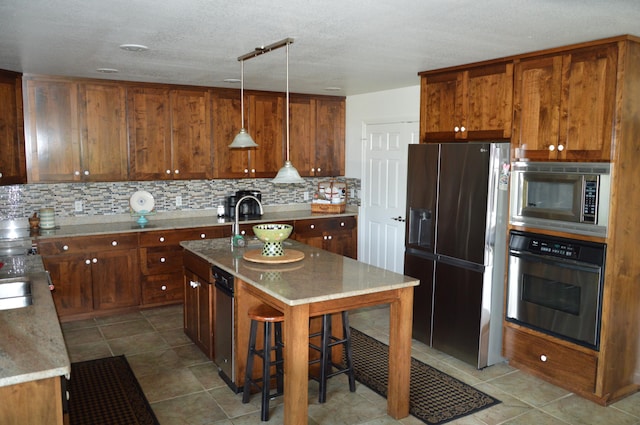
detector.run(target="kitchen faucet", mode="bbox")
[232,195,264,245]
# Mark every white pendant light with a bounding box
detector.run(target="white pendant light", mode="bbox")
[229,60,258,148]
[272,41,305,184]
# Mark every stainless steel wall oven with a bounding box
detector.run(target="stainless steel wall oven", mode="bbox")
[506,230,606,350]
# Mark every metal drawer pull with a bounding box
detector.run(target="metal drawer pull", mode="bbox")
[161,285,167,291]
[160,257,166,263]
[112,241,118,246]
[159,237,165,242]
[63,245,69,251]
[540,354,548,362]
[200,233,206,238]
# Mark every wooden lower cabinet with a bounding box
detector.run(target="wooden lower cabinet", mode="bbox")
[503,325,598,398]
[138,226,231,306]
[292,216,358,259]
[183,250,214,358]
[0,376,64,425]
[40,234,139,318]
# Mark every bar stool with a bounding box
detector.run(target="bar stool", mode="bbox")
[309,311,356,403]
[242,303,285,422]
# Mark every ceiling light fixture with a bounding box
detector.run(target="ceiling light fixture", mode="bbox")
[119,44,149,52]
[96,68,119,73]
[228,58,258,148]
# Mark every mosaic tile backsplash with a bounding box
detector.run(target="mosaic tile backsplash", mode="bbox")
[0,178,360,221]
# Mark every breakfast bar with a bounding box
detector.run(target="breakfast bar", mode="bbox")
[181,238,419,424]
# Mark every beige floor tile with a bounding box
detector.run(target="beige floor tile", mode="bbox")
[173,342,211,367]
[100,318,155,339]
[137,366,205,403]
[208,385,263,419]
[146,310,184,331]
[469,382,534,425]
[158,327,193,347]
[107,331,170,355]
[489,370,571,407]
[63,326,104,347]
[151,391,229,424]
[60,318,97,331]
[189,362,228,390]
[501,408,572,425]
[541,394,639,425]
[95,310,145,325]
[66,340,112,363]
[126,348,184,377]
[611,390,640,418]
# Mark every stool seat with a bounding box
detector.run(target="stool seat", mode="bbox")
[248,304,285,322]
[242,303,285,422]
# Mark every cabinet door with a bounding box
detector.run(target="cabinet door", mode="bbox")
[24,79,81,182]
[0,70,26,185]
[128,87,172,180]
[78,83,128,181]
[184,269,199,342]
[421,72,460,142]
[288,95,315,177]
[465,62,513,140]
[247,92,284,178]
[91,248,140,310]
[212,89,250,178]
[512,55,563,160]
[170,89,213,179]
[558,45,617,161]
[314,98,345,176]
[44,253,93,316]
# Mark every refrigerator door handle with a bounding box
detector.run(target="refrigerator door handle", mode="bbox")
[435,254,485,273]
[406,247,437,261]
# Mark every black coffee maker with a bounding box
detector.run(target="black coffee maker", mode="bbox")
[225,190,262,219]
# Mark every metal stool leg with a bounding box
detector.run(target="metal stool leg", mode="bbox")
[260,322,273,422]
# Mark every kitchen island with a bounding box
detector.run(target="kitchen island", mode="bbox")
[181,237,419,425]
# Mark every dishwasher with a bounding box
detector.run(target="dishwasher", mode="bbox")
[212,266,238,392]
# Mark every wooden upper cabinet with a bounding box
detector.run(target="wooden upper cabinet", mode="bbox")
[25,77,128,182]
[289,95,345,177]
[127,87,172,180]
[212,89,251,178]
[78,83,128,181]
[170,89,213,179]
[247,91,284,178]
[420,62,513,142]
[212,90,284,179]
[512,44,617,161]
[0,70,26,185]
[314,97,345,176]
[129,86,213,180]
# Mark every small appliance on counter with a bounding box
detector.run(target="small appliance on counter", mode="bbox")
[225,190,262,219]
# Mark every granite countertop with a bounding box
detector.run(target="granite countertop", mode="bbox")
[181,238,418,306]
[20,206,358,240]
[0,256,70,387]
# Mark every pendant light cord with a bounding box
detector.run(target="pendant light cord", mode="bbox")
[285,42,290,162]
[240,60,245,128]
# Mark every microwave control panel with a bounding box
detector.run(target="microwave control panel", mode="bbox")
[582,178,599,223]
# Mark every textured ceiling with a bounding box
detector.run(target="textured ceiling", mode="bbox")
[1,0,639,96]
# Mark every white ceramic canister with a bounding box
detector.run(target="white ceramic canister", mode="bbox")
[39,208,56,229]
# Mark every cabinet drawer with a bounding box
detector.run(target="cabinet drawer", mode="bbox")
[503,326,597,393]
[141,273,183,305]
[38,234,138,255]
[294,216,356,235]
[138,226,229,247]
[140,247,184,275]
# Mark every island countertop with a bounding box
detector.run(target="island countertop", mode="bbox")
[0,256,70,387]
[180,237,418,306]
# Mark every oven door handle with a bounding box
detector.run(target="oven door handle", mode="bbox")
[509,249,603,272]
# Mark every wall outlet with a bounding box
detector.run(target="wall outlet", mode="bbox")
[175,196,182,207]
[74,200,83,212]
[350,188,355,198]
[303,191,309,201]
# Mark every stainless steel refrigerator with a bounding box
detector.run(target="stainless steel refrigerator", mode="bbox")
[404,142,510,369]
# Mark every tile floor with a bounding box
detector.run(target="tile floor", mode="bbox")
[61,304,640,425]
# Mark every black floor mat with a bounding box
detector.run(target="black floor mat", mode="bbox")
[68,355,159,425]
[349,328,500,424]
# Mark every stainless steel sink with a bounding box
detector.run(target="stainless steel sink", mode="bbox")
[0,277,33,310]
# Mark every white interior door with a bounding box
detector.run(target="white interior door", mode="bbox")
[360,121,419,273]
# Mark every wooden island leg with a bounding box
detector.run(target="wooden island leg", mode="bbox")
[283,303,310,425]
[386,287,413,419]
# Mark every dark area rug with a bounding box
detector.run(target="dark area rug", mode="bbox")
[349,328,500,425]
[69,355,159,425]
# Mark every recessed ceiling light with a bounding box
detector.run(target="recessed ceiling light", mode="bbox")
[324,87,342,92]
[224,78,241,83]
[119,44,149,52]
[96,68,119,73]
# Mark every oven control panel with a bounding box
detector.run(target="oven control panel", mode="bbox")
[529,239,579,259]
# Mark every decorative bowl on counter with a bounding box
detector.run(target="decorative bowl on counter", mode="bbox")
[253,224,293,257]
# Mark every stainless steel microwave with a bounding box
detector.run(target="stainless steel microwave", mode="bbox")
[509,162,611,237]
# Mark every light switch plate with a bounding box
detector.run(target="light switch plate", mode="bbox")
[74,200,83,212]
[176,196,182,207]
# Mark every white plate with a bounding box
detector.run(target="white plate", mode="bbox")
[130,190,155,213]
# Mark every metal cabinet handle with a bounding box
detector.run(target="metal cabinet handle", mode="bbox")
[200,233,206,239]
[161,285,167,291]
[85,259,91,265]
[160,257,166,263]
[557,144,564,152]
[92,258,97,264]
[166,169,171,174]
[159,237,165,242]
[548,145,555,151]
[63,245,69,251]
[174,169,180,174]
[83,170,90,176]
[310,224,315,229]
[540,354,548,362]
[111,241,118,246]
